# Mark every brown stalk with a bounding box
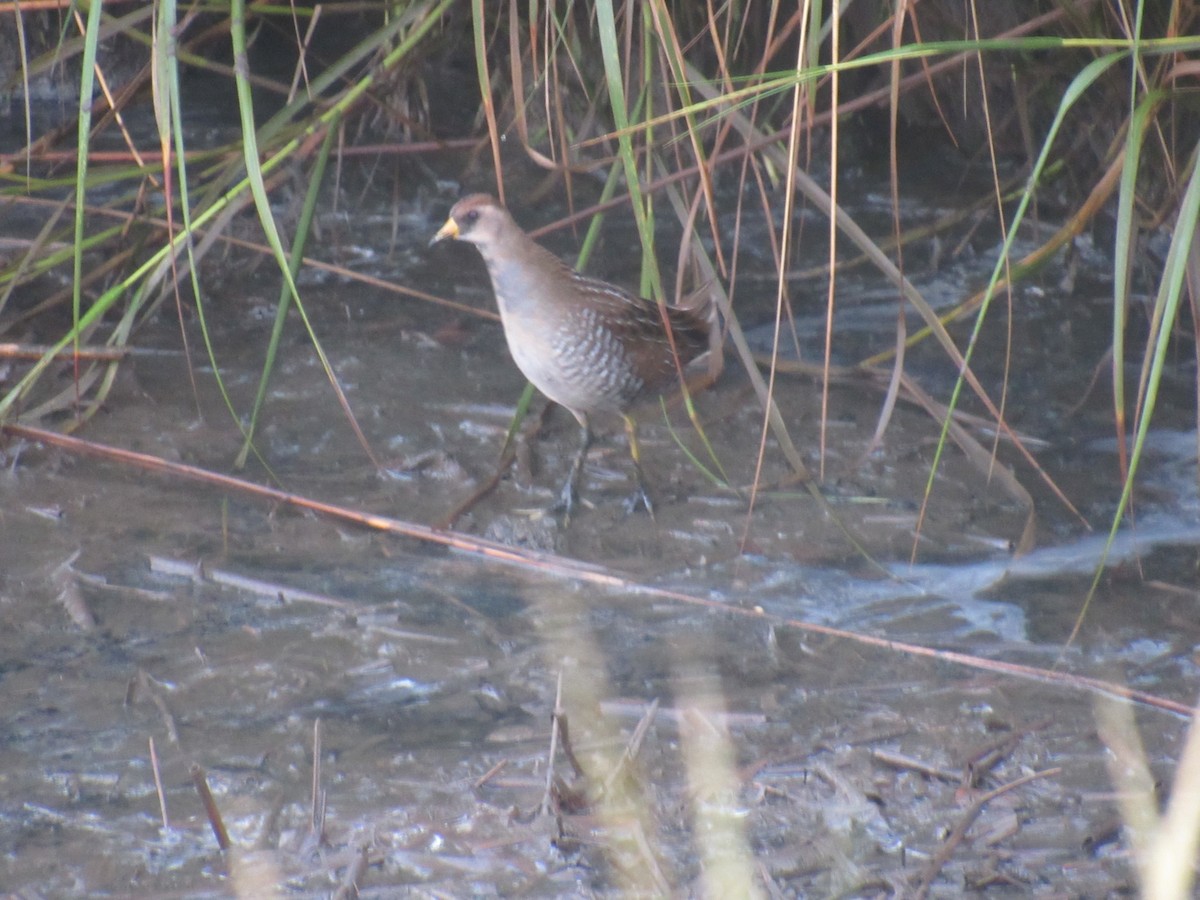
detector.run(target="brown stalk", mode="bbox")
[190,762,232,851]
[149,735,169,829]
[912,767,1062,899]
[132,669,181,746]
[4,421,1194,719]
[472,759,508,790]
[332,845,370,900]
[310,718,325,842]
[51,551,97,631]
[870,748,962,785]
[0,343,132,362]
[540,669,565,817]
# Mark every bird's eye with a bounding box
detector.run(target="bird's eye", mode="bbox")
[464,209,480,224]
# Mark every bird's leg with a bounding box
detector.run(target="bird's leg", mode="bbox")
[621,414,655,519]
[554,416,592,524]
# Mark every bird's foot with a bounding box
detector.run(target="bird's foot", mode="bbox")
[550,479,583,526]
[622,484,655,519]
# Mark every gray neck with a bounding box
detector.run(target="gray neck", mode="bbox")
[477,233,567,318]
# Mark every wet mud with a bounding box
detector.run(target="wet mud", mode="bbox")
[1,167,1197,896]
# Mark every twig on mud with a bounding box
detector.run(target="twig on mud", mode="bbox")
[555,708,586,779]
[149,555,366,612]
[434,442,516,529]
[131,669,181,745]
[757,860,789,900]
[870,748,961,784]
[149,736,169,829]
[473,759,508,790]
[601,699,659,798]
[190,762,232,851]
[435,397,564,530]
[8,424,623,584]
[310,718,326,845]
[1146,579,1200,599]
[74,568,175,602]
[8,424,1198,720]
[540,670,565,817]
[961,720,1048,791]
[51,551,96,631]
[912,767,1062,899]
[423,586,505,643]
[332,845,371,900]
[811,763,875,809]
[629,817,673,896]
[600,698,765,728]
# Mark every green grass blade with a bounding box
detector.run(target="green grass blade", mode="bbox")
[235,119,341,469]
[595,0,664,301]
[1111,89,1166,477]
[1066,137,1200,650]
[918,50,1130,531]
[72,0,105,379]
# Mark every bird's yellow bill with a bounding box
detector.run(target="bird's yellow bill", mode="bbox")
[431,218,459,244]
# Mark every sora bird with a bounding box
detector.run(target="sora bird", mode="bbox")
[430,193,713,520]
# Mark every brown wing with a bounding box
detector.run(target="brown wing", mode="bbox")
[565,269,711,397]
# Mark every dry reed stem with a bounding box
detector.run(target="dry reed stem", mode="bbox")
[190,762,231,851]
[4,420,1194,720]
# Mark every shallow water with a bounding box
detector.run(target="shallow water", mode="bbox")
[2,141,1197,896]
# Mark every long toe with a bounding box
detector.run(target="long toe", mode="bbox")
[622,485,655,519]
[552,478,581,525]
